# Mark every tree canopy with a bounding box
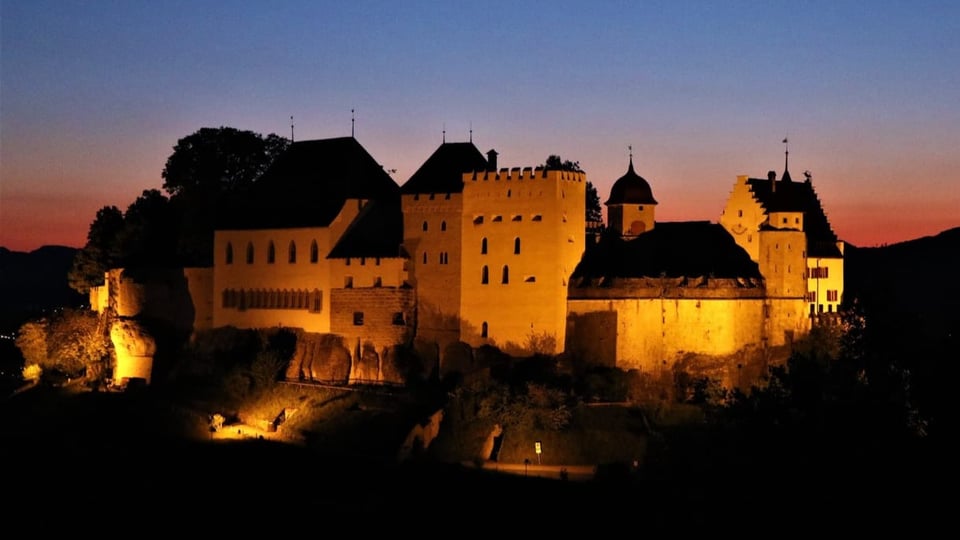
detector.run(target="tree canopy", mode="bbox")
[70,126,289,283]
[161,127,289,198]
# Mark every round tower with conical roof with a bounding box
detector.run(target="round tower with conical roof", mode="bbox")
[605,154,657,238]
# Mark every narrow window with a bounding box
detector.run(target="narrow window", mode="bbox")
[514,237,521,254]
[507,189,511,198]
[225,242,234,264]
[441,220,447,231]
[481,321,488,338]
[353,312,364,326]
[361,257,366,266]
[502,265,509,284]
[481,265,489,284]
[311,289,322,312]
[422,221,428,231]
[738,209,743,217]
[422,252,427,264]
[375,257,380,266]
[346,258,351,266]
[310,240,319,263]
[374,276,382,287]
[288,241,297,263]
[481,238,487,254]
[345,276,353,288]
[267,241,276,264]
[246,242,254,264]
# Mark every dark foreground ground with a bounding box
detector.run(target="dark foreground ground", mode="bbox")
[2,385,948,534]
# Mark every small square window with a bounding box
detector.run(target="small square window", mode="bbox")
[392,312,405,325]
[353,312,364,325]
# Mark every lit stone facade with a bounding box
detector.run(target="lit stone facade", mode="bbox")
[90,137,844,388]
[720,171,845,315]
[459,167,586,355]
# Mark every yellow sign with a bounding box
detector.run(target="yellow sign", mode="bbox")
[535,441,542,454]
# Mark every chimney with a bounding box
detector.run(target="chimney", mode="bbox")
[486,149,498,171]
[768,170,777,192]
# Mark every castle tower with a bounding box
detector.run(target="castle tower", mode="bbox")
[605,155,657,238]
[459,165,586,356]
[400,141,490,352]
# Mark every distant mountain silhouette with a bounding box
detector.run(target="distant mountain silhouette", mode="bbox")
[845,226,960,332]
[844,226,959,430]
[0,245,85,329]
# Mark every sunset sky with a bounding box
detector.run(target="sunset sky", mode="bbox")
[2,0,958,252]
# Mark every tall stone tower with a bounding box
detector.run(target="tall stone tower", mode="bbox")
[459,165,586,355]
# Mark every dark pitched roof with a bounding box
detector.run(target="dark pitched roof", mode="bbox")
[399,142,489,194]
[327,198,404,259]
[572,221,761,280]
[217,137,399,229]
[604,157,657,206]
[745,174,841,257]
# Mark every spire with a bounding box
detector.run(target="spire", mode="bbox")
[782,137,792,182]
[628,145,635,173]
[351,109,355,138]
[290,115,294,142]
[442,123,446,143]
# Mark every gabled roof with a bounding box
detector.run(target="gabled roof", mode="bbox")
[399,142,489,194]
[745,174,841,257]
[327,198,404,259]
[571,221,761,280]
[604,157,657,206]
[217,137,399,230]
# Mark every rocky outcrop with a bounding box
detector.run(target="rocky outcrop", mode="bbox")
[110,318,156,384]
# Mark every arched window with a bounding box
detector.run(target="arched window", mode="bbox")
[422,221,428,231]
[441,220,447,231]
[514,237,521,254]
[422,252,428,264]
[481,265,489,284]
[225,242,233,264]
[288,241,297,263]
[481,237,487,254]
[310,240,319,263]
[502,265,509,284]
[246,242,254,264]
[481,321,488,338]
[267,241,276,264]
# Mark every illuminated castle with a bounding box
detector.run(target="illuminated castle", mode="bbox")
[568,149,843,383]
[95,136,844,387]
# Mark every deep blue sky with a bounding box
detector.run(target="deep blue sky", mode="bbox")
[2,0,958,250]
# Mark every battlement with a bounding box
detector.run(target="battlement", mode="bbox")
[467,167,585,183]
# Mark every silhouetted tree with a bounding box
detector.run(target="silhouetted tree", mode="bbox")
[161,127,289,198]
[116,189,178,267]
[68,205,124,294]
[542,154,582,172]
[161,127,289,266]
[586,181,602,223]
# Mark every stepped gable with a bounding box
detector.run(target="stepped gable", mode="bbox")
[746,175,841,257]
[399,141,489,194]
[571,221,761,281]
[218,137,399,230]
[604,157,657,205]
[327,197,404,259]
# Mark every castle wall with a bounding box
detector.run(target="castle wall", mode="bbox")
[401,193,464,349]
[183,267,213,331]
[566,282,770,373]
[460,167,585,355]
[329,286,415,354]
